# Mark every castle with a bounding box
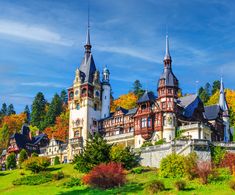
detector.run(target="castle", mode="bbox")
[66,27,232,161]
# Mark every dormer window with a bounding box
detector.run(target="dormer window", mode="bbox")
[82,88,86,95]
[141,104,147,110]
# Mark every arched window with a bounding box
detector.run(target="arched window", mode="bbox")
[69,92,74,99]
[74,131,80,137]
[141,104,147,110]
[95,91,100,97]
[82,88,86,95]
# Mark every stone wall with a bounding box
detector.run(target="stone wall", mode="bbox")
[137,139,212,168]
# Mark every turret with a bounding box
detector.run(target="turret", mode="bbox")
[101,66,111,119]
[219,77,230,142]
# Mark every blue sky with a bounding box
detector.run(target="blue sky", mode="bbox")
[0,0,234,113]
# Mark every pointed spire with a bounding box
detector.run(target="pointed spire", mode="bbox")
[84,0,92,53]
[164,34,171,60]
[219,77,228,112]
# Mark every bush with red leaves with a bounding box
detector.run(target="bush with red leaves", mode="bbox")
[195,161,212,184]
[220,152,235,173]
[82,162,126,189]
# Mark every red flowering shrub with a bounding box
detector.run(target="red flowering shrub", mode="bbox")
[82,162,126,189]
[195,161,212,184]
[220,152,235,174]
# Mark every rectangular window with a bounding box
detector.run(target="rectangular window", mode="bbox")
[147,117,151,127]
[141,118,147,128]
[162,102,166,109]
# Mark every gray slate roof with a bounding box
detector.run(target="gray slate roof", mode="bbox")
[204,104,221,120]
[178,94,197,108]
[137,91,156,103]
[79,53,96,83]
[159,67,178,87]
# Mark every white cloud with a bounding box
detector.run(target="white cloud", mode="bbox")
[0,20,74,46]
[21,82,66,88]
[96,45,161,63]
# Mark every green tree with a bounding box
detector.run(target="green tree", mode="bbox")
[132,80,145,98]
[54,156,60,165]
[1,103,7,116]
[74,133,112,173]
[60,90,68,104]
[31,92,47,130]
[204,82,211,96]
[23,156,50,173]
[212,80,220,95]
[0,124,10,149]
[199,89,210,103]
[211,146,226,166]
[110,145,139,170]
[7,104,16,115]
[24,105,30,124]
[198,87,204,96]
[43,93,63,128]
[6,153,16,169]
[19,149,28,167]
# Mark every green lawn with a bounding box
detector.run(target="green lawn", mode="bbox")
[0,164,234,195]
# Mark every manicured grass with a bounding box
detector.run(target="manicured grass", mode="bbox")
[0,164,234,195]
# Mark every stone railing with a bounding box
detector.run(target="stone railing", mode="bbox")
[178,123,200,131]
[105,132,134,141]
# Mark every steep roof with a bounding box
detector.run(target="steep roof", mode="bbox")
[137,91,156,103]
[159,68,178,87]
[178,94,202,118]
[204,104,221,120]
[79,53,96,83]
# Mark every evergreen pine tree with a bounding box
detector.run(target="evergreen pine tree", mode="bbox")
[43,93,63,128]
[74,133,112,173]
[7,104,16,115]
[212,80,220,95]
[60,90,68,104]
[1,103,7,116]
[24,105,31,124]
[19,149,28,167]
[6,153,16,169]
[132,80,145,98]
[31,92,47,130]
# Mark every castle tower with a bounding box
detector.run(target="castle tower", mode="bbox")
[67,26,102,160]
[101,66,111,119]
[219,77,230,142]
[157,35,179,142]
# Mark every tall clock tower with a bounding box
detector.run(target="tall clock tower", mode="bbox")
[67,27,102,160]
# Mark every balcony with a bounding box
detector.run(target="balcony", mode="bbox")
[69,137,83,147]
[105,132,134,142]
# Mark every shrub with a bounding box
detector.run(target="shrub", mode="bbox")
[208,168,231,183]
[174,180,186,191]
[145,180,165,194]
[12,172,52,185]
[184,152,198,179]
[31,152,38,157]
[229,180,235,191]
[19,149,28,168]
[74,133,112,173]
[6,153,16,170]
[53,171,64,181]
[131,166,147,174]
[23,157,50,173]
[82,162,126,189]
[63,177,82,188]
[160,153,186,178]
[195,161,212,184]
[154,139,165,145]
[141,141,153,148]
[211,146,226,166]
[220,152,235,173]
[54,156,60,165]
[110,145,140,170]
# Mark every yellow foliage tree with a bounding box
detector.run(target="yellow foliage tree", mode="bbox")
[206,89,235,126]
[110,92,138,112]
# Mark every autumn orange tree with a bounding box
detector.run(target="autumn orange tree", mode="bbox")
[110,92,138,112]
[44,110,69,141]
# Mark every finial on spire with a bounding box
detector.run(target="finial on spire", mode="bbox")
[164,34,171,60]
[84,0,91,52]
